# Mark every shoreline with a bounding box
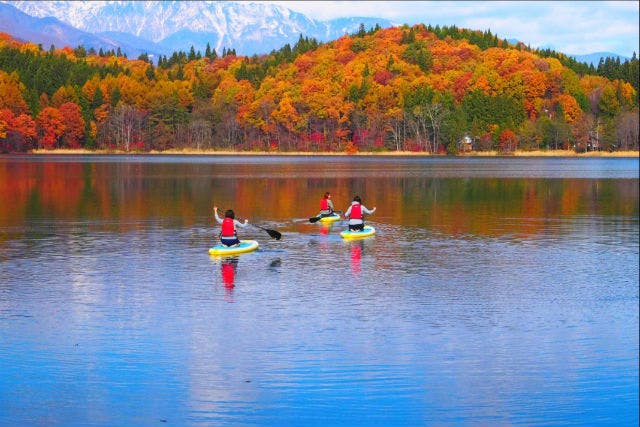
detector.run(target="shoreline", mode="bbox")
[21,149,640,158]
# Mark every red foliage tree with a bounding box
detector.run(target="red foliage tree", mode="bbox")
[499,128,518,153]
[59,102,85,148]
[36,107,65,149]
[0,108,36,151]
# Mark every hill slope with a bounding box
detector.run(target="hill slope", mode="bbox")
[0,24,637,154]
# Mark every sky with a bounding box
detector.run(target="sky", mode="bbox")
[267,1,639,57]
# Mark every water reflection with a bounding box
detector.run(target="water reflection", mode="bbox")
[212,252,283,304]
[310,222,334,252]
[320,223,330,235]
[0,156,638,426]
[220,257,238,296]
[268,258,282,270]
[349,240,363,275]
[0,156,637,243]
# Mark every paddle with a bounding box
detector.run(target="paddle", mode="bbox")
[252,224,282,240]
[309,211,342,223]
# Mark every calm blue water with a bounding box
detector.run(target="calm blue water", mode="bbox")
[0,155,638,426]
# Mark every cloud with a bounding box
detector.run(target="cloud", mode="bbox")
[266,0,639,56]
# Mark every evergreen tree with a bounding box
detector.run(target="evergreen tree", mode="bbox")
[629,52,639,102]
[110,86,121,107]
[74,46,87,58]
[145,64,156,80]
[92,87,104,109]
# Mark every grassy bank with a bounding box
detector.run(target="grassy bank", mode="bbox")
[25,148,640,157]
[465,150,639,157]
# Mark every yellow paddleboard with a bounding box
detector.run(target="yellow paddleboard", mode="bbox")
[209,240,259,256]
[340,226,375,240]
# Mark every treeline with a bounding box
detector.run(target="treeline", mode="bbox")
[0,25,637,154]
[0,43,125,112]
[423,24,639,99]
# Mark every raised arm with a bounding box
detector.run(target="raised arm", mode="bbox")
[213,206,223,224]
[235,218,249,228]
[362,205,376,215]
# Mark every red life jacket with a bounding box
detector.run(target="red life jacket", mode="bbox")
[221,217,236,237]
[320,197,329,210]
[350,203,362,219]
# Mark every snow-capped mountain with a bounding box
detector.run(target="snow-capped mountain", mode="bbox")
[0,3,122,52]
[0,1,394,57]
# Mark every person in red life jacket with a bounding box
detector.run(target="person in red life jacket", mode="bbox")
[318,191,335,217]
[344,195,376,231]
[213,206,248,246]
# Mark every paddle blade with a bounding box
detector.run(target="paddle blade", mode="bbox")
[309,216,321,223]
[266,229,282,240]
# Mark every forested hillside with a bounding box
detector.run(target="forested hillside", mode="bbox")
[0,24,637,154]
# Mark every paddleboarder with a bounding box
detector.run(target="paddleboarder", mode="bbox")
[319,191,335,217]
[213,206,249,246]
[344,195,376,231]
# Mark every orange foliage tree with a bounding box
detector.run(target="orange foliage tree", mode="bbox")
[0,71,30,115]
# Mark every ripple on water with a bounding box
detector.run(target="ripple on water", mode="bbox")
[0,161,638,426]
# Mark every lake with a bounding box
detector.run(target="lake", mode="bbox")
[0,155,638,426]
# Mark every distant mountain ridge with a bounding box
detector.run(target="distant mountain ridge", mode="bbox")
[570,52,630,66]
[0,0,629,67]
[0,0,393,58]
[0,3,126,52]
[506,38,629,66]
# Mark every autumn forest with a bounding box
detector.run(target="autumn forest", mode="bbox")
[0,24,638,154]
